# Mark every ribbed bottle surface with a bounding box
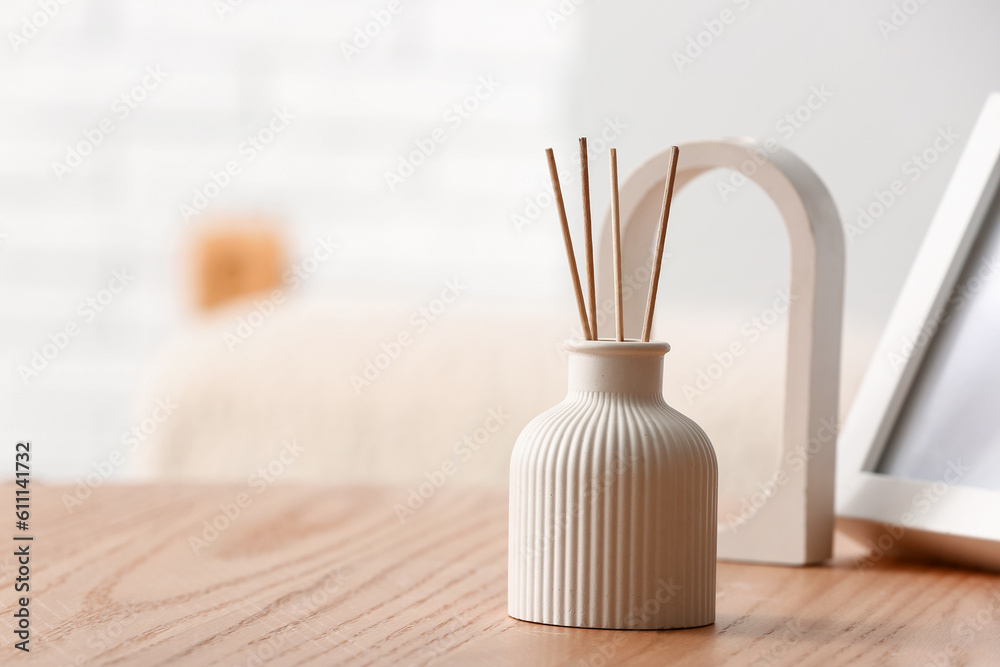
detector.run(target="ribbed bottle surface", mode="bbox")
[508,345,717,630]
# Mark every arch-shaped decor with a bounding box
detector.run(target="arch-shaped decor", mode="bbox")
[597,139,844,565]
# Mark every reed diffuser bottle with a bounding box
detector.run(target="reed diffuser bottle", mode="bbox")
[508,339,718,629]
[508,141,718,629]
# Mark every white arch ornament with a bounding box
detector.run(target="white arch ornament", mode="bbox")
[598,139,845,565]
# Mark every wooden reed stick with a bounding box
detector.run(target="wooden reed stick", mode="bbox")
[610,148,624,342]
[546,148,593,340]
[641,146,680,342]
[579,138,598,340]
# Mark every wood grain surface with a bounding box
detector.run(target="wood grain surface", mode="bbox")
[2,484,999,666]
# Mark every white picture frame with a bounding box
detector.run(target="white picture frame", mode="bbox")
[837,93,1000,571]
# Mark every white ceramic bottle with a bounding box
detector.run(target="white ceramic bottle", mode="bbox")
[508,339,718,629]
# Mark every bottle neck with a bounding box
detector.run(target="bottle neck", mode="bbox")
[565,340,669,395]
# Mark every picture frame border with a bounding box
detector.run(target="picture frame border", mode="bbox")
[837,93,1000,570]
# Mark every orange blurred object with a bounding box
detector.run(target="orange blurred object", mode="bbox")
[192,218,286,310]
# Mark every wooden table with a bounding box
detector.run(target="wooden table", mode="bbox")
[4,485,999,666]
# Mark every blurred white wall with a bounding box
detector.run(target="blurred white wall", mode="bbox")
[568,0,1000,337]
[0,0,578,479]
[0,0,998,487]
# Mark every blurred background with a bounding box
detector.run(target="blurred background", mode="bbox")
[2,1,999,518]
